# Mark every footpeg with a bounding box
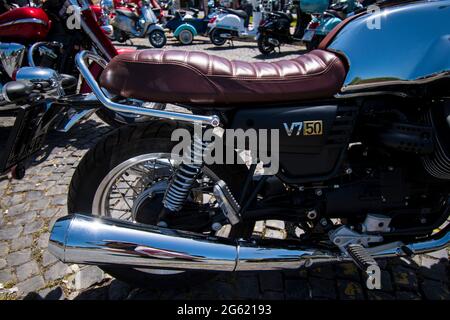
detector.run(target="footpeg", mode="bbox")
[213,180,241,225]
[346,244,379,271]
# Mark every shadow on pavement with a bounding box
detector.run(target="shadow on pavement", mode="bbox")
[22,256,450,300]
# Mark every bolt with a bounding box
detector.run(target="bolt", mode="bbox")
[315,189,323,196]
[306,209,318,220]
[298,186,305,191]
[345,168,352,175]
[320,218,328,226]
[420,218,427,224]
[388,166,394,171]
[211,222,222,231]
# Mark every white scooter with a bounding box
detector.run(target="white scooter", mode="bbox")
[109,0,167,48]
[208,3,263,46]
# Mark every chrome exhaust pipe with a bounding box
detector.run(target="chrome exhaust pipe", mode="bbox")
[48,214,450,272]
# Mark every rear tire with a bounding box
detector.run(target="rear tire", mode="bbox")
[209,28,227,46]
[148,29,167,48]
[177,29,194,45]
[257,35,275,55]
[68,121,255,288]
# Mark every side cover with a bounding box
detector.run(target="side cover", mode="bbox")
[231,104,357,183]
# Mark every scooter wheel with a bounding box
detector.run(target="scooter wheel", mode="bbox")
[177,29,194,45]
[149,29,167,48]
[210,29,227,46]
[257,35,275,55]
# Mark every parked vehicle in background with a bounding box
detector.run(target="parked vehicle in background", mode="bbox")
[302,0,363,50]
[0,0,163,135]
[257,10,296,54]
[208,4,263,46]
[165,7,217,45]
[108,0,167,47]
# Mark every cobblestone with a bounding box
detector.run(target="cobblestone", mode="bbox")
[0,39,449,300]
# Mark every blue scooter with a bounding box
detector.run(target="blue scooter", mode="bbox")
[165,5,217,45]
[302,0,363,50]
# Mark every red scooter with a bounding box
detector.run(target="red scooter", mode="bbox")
[0,0,157,126]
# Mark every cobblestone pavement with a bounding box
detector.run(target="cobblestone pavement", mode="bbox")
[0,36,449,300]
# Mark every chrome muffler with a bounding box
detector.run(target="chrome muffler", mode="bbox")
[48,214,450,272]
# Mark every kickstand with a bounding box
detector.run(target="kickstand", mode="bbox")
[127,39,134,46]
[278,46,281,53]
[228,39,234,48]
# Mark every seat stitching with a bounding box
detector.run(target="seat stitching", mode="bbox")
[112,56,342,81]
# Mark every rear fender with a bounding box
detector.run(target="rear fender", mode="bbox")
[147,23,164,34]
[174,24,198,37]
[317,16,342,35]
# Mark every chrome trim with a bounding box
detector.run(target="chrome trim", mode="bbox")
[48,213,450,271]
[0,18,47,28]
[75,51,221,127]
[27,42,62,67]
[0,43,26,78]
[335,91,409,99]
[15,67,65,98]
[56,108,97,132]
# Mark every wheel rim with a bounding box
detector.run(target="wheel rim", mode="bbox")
[212,30,226,45]
[179,30,193,44]
[92,153,234,275]
[151,31,165,46]
[261,39,274,54]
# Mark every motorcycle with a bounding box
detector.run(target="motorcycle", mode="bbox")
[208,4,263,46]
[302,0,363,50]
[108,0,167,48]
[0,0,164,127]
[5,0,450,288]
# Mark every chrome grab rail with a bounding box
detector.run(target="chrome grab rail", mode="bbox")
[75,51,221,127]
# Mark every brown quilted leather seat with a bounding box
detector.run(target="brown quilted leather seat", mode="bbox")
[99,49,347,105]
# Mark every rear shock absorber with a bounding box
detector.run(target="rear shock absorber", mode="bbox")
[162,127,208,213]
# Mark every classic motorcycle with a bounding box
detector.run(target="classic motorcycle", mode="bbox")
[108,0,167,48]
[6,0,450,287]
[0,0,167,128]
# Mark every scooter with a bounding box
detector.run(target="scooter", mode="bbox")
[165,7,217,45]
[257,10,297,55]
[302,0,362,50]
[109,0,167,48]
[208,2,263,46]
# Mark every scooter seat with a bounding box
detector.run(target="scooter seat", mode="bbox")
[224,8,248,20]
[115,9,139,20]
[99,49,347,105]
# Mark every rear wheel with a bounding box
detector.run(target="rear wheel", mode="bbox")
[177,29,194,45]
[68,122,255,288]
[148,29,167,48]
[257,35,275,55]
[210,28,227,46]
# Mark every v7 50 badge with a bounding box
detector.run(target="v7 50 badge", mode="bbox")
[283,120,323,136]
